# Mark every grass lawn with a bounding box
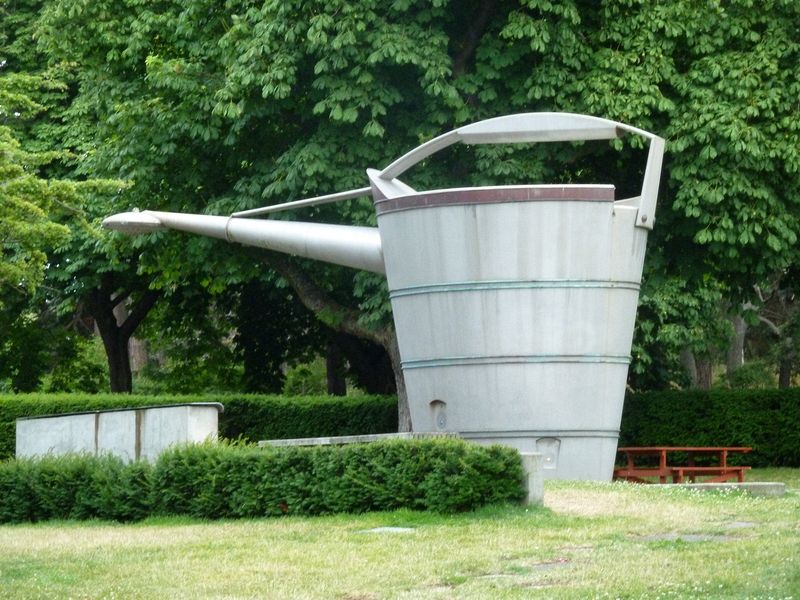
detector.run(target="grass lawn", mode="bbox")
[0,468,798,599]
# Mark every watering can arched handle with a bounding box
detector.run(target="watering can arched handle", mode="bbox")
[379,112,664,230]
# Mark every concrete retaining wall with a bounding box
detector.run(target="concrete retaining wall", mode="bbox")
[16,403,223,462]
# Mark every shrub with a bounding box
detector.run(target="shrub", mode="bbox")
[0,439,526,523]
[720,361,776,389]
[620,388,800,467]
[150,439,526,518]
[282,358,328,395]
[45,338,109,393]
[0,454,152,523]
[219,395,398,442]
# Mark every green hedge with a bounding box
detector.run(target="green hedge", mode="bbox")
[0,393,398,460]
[0,454,153,523]
[620,388,800,467]
[5,388,799,468]
[0,439,526,523]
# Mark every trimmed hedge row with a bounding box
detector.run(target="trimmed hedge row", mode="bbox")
[0,439,526,523]
[620,388,800,467]
[0,454,153,523]
[0,393,398,460]
[4,388,798,467]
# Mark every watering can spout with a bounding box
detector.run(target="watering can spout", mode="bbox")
[102,210,385,274]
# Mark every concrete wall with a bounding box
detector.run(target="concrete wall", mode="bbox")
[16,403,223,462]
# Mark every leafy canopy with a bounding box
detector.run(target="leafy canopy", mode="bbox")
[22,0,800,387]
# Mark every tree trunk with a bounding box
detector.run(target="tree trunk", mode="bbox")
[695,357,713,390]
[92,295,134,392]
[128,337,149,374]
[778,360,792,388]
[726,314,747,377]
[113,301,149,374]
[679,347,698,388]
[325,338,347,396]
[382,331,411,432]
[105,333,133,393]
[778,338,794,388]
[85,277,160,393]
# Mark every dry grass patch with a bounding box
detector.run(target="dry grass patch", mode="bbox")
[545,481,727,533]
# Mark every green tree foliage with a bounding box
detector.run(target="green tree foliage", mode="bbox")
[631,271,732,390]
[134,284,243,394]
[585,1,800,385]
[233,279,325,393]
[1,0,132,393]
[0,300,109,394]
[0,303,52,392]
[15,0,799,393]
[0,77,71,299]
[1,1,78,301]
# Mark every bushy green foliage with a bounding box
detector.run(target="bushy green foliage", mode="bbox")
[220,394,398,443]
[722,361,777,390]
[45,337,109,393]
[0,439,525,522]
[282,358,328,396]
[0,93,72,300]
[152,440,524,517]
[620,388,800,467]
[0,454,152,523]
[0,301,110,394]
[0,393,398,460]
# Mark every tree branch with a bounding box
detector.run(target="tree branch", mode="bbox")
[260,252,411,431]
[120,288,161,340]
[111,288,133,309]
[756,314,783,337]
[263,253,390,347]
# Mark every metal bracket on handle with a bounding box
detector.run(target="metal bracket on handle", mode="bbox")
[635,135,665,230]
[230,187,372,219]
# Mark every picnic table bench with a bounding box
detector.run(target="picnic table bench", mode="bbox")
[613,446,752,484]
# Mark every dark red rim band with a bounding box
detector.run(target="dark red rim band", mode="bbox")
[373,185,615,216]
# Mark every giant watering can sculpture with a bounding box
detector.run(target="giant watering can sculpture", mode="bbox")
[105,113,665,481]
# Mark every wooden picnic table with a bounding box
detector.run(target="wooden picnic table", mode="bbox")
[614,446,752,484]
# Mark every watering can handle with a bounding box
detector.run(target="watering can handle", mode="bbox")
[232,113,664,229]
[379,112,664,230]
